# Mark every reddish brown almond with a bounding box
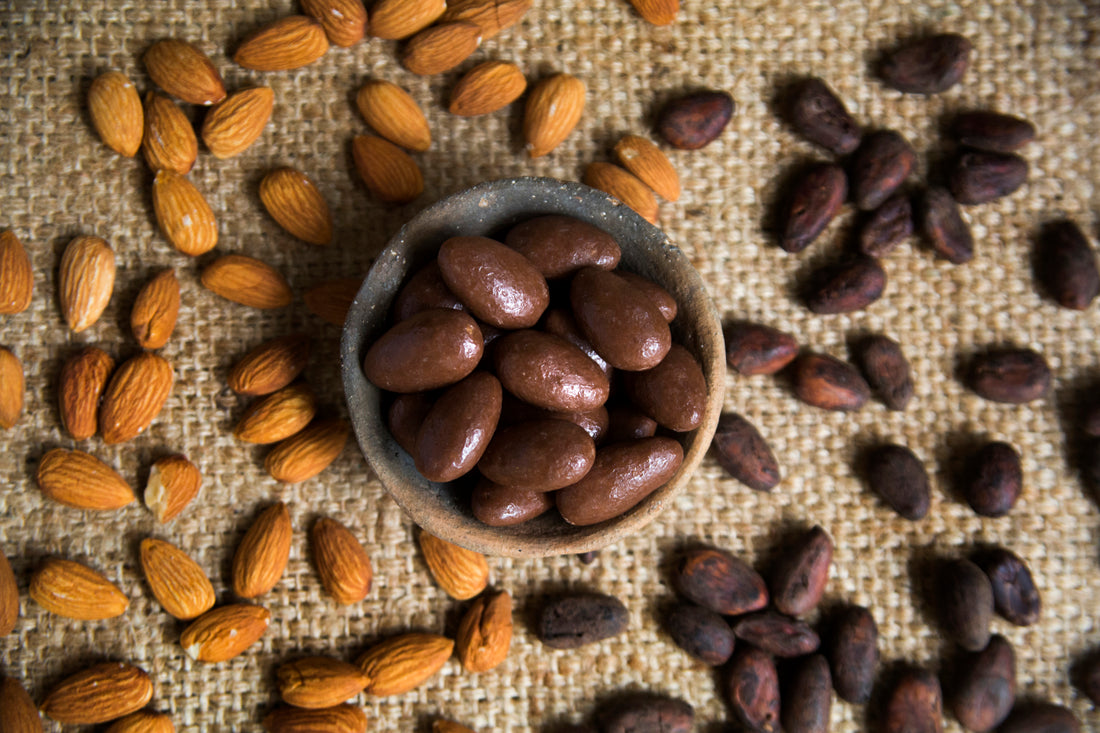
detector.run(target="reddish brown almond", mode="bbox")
[232,502,293,598]
[402,21,482,76]
[614,135,681,201]
[201,86,275,159]
[181,604,271,662]
[36,448,135,510]
[277,657,369,709]
[455,590,512,673]
[304,277,361,326]
[201,254,293,309]
[263,705,368,733]
[0,551,17,636]
[629,0,679,25]
[356,633,454,696]
[144,39,225,105]
[302,0,368,47]
[356,80,431,152]
[434,721,477,733]
[130,269,180,350]
[418,531,489,600]
[87,71,144,157]
[59,234,115,333]
[352,134,423,204]
[0,347,24,429]
[228,334,312,395]
[142,92,198,174]
[524,73,585,158]
[30,557,128,620]
[152,169,218,256]
[235,16,330,71]
[58,346,114,440]
[0,230,32,315]
[449,61,527,116]
[583,162,659,224]
[40,662,153,725]
[265,418,349,483]
[235,384,317,444]
[144,453,202,523]
[98,351,174,444]
[259,167,333,245]
[311,516,373,605]
[139,537,216,620]
[105,711,176,733]
[441,0,531,39]
[0,675,41,731]
[370,0,447,39]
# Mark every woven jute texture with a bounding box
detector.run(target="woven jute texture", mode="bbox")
[2,0,1099,730]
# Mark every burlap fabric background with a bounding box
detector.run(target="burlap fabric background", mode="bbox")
[1,0,1099,730]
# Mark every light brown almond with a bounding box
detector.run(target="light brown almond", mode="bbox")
[583,161,659,224]
[139,537,215,620]
[235,16,329,71]
[263,705,368,733]
[58,347,115,440]
[433,721,476,733]
[356,633,454,696]
[449,61,526,116]
[265,418,349,483]
[0,230,33,314]
[201,254,293,309]
[455,590,512,673]
[311,516,373,605]
[355,80,431,152]
[351,135,423,204]
[58,234,115,333]
[152,169,218,256]
[142,92,198,174]
[259,167,333,245]
[418,531,489,600]
[181,604,271,662]
[40,662,152,725]
[523,73,585,158]
[29,557,128,620]
[629,0,679,25]
[232,502,293,598]
[131,269,180,349]
[277,657,369,709]
[304,277,361,326]
[0,551,19,637]
[228,334,312,395]
[99,351,174,444]
[144,39,226,105]
[105,711,176,733]
[614,134,681,201]
[144,453,203,523]
[87,71,144,157]
[0,346,23,429]
[201,87,274,159]
[302,0,368,47]
[369,0,446,40]
[0,675,41,731]
[36,448,135,510]
[234,384,317,444]
[402,21,482,76]
[441,0,531,39]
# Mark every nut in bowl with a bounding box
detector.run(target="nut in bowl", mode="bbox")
[341,177,724,557]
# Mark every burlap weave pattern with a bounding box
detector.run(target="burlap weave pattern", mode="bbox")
[1,0,1099,729]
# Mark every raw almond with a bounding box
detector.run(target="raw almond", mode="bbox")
[201,254,293,309]
[0,230,33,314]
[144,39,226,105]
[232,502,293,598]
[36,448,135,510]
[351,135,423,204]
[0,675,41,731]
[277,656,369,709]
[614,134,681,201]
[0,551,18,637]
[302,0,368,47]
[355,80,431,152]
[259,167,333,245]
[441,0,531,39]
[523,73,585,158]
[99,351,174,444]
[235,16,329,71]
[58,347,115,440]
[29,557,128,620]
[304,277,361,326]
[369,0,446,40]
[449,61,526,116]
[142,92,198,174]
[629,0,679,25]
[311,516,373,605]
[356,633,454,696]
[583,161,659,224]
[144,453,203,523]
[58,234,115,333]
[402,21,482,76]
[201,86,274,159]
[228,334,312,395]
[152,169,218,256]
[418,531,489,600]
[140,537,216,620]
[105,711,176,733]
[263,705,368,733]
[455,590,512,672]
[235,384,317,444]
[131,269,180,349]
[434,721,476,733]
[181,604,271,662]
[40,662,153,725]
[0,346,23,429]
[87,71,144,157]
[265,418,349,483]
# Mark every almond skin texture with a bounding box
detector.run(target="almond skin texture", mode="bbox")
[36,448,135,510]
[235,16,329,70]
[304,277,361,326]
[130,269,180,349]
[449,60,526,116]
[201,254,293,309]
[356,633,455,696]
[630,0,679,25]
[29,557,129,620]
[614,134,681,201]
[352,135,424,204]
[0,346,23,429]
[0,552,18,636]
[229,334,312,396]
[356,80,432,152]
[180,604,271,663]
[235,384,317,444]
[369,0,446,39]
[142,92,198,174]
[277,657,369,709]
[0,675,41,731]
[139,538,215,620]
[152,169,218,256]
[144,39,226,105]
[99,351,174,444]
[87,71,144,157]
[0,230,33,314]
[441,0,531,39]
[144,453,202,523]
[263,705,368,733]
[40,662,153,725]
[583,162,659,224]
[259,168,333,245]
[402,21,482,76]
[59,235,115,333]
[58,346,115,440]
[524,73,585,158]
[105,711,176,733]
[201,86,275,159]
[302,0,368,46]
[232,502,293,598]
[266,418,349,483]
[455,590,512,673]
[311,516,373,605]
[418,531,489,600]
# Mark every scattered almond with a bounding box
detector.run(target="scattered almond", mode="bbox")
[369,0,446,40]
[304,277,361,326]
[277,656,370,709]
[259,167,333,246]
[0,675,41,731]
[180,603,271,663]
[152,169,218,256]
[131,269,180,349]
[40,662,153,725]
[201,254,293,309]
[228,334,312,395]
[235,16,329,71]
[105,711,176,733]
[140,537,216,620]
[0,346,23,429]
[36,448,135,510]
[449,61,526,116]
[144,453,203,523]
[455,590,512,673]
[58,347,115,440]
[262,705,368,733]
[311,516,373,605]
[201,86,275,159]
[0,230,32,314]
[418,531,489,600]
[583,161,659,224]
[58,234,115,333]
[232,502,293,598]
[234,384,317,444]
[142,92,198,174]
[87,71,144,157]
[402,21,482,76]
[629,0,679,26]
[351,135,423,204]
[441,0,531,39]
[523,73,585,158]
[29,557,128,620]
[433,721,476,733]
[302,0,368,47]
[356,633,454,696]
[144,39,226,105]
[99,351,174,444]
[0,551,18,637]
[614,134,681,201]
[265,418,349,483]
[355,80,431,152]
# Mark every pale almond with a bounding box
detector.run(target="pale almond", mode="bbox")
[58,347,115,440]
[262,705,368,733]
[523,73,585,158]
[234,384,317,444]
[36,448,135,510]
[433,721,476,733]
[418,531,489,600]
[0,551,19,637]
[152,169,218,256]
[29,557,129,620]
[228,334,312,395]
[259,167,333,246]
[402,21,482,76]
[40,662,152,725]
[105,711,176,733]
[0,346,23,429]
[351,135,423,205]
[369,0,446,40]
[58,234,115,333]
[311,516,373,605]
[277,656,369,709]
[304,277,361,327]
[449,61,526,116]
[0,675,41,731]
[0,230,33,314]
[232,502,293,598]
[144,453,203,523]
[201,254,293,309]
[235,16,329,71]
[131,268,180,349]
[142,92,198,175]
[629,0,679,26]
[355,80,431,152]
[144,39,226,105]
[455,590,512,673]
[180,604,271,663]
[140,537,216,620]
[265,418,349,483]
[614,134,681,201]
[441,0,531,39]
[201,87,275,159]
[87,71,144,157]
[302,0,368,47]
[99,351,174,444]
[583,161,659,224]
[356,633,454,696]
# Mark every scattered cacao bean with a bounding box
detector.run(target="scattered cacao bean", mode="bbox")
[577,551,598,565]
[1036,219,1100,311]
[878,33,971,94]
[828,604,878,704]
[976,547,1041,627]
[964,441,1023,517]
[859,192,913,257]
[782,654,832,733]
[665,602,735,666]
[711,412,781,492]
[792,352,871,412]
[1083,653,1100,705]
[656,90,735,150]
[805,254,887,313]
[941,558,994,652]
[997,703,1081,733]
[853,334,913,411]
[780,163,848,253]
[596,693,694,733]
[949,151,1028,205]
[786,77,862,155]
[536,592,629,649]
[883,668,944,733]
[850,129,917,210]
[952,111,1036,153]
[968,348,1051,404]
[865,444,930,520]
[724,322,799,375]
[770,524,833,616]
[726,646,781,733]
[672,547,769,616]
[732,610,820,657]
[951,634,1016,733]
[921,187,974,264]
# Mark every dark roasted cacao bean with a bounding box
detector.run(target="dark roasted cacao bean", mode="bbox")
[964,441,1023,517]
[860,192,914,257]
[732,610,820,657]
[952,111,1036,153]
[782,654,832,733]
[806,254,887,313]
[997,703,1080,733]
[770,525,833,616]
[884,668,944,733]
[673,547,769,616]
[1083,653,1100,705]
[793,352,871,412]
[921,187,974,264]
[941,558,994,652]
[787,77,862,155]
[969,348,1051,404]
[577,551,598,565]
[656,90,735,150]
[853,334,913,411]
[711,413,781,492]
[665,603,735,666]
[949,151,1028,205]
[536,592,629,649]
[724,322,799,375]
[1084,402,1100,437]
[865,444,930,520]
[829,604,878,704]
[780,163,848,253]
[976,547,1041,627]
[951,634,1016,733]
[850,129,917,210]
[726,646,780,733]
[1036,220,1100,311]
[879,33,971,94]
[596,694,694,733]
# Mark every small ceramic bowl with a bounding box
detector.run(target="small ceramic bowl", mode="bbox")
[341,177,725,557]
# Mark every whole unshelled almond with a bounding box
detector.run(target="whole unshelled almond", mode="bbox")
[87,71,144,157]
[583,162,659,224]
[418,531,489,600]
[357,633,454,696]
[142,92,198,174]
[441,0,531,39]
[259,168,333,245]
[58,347,115,439]
[402,21,482,76]
[235,16,329,71]
[614,135,680,201]
[144,453,203,523]
[262,705,368,733]
[304,277,361,326]
[232,502,293,598]
[235,384,317,444]
[229,334,312,395]
[131,269,180,349]
[181,604,271,662]
[29,557,129,620]
[629,0,679,25]
[0,230,33,314]
[524,73,585,158]
[140,537,216,620]
[201,86,274,159]
[370,0,446,39]
[99,351,174,444]
[40,662,153,725]
[265,418,349,483]
[455,590,512,673]
[311,516,373,605]
[152,169,218,256]
[302,0,368,47]
[352,135,423,204]
[0,346,23,429]
[105,711,176,733]
[59,234,115,333]
[356,80,432,152]
[0,551,17,636]
[144,39,226,105]
[37,448,135,510]
[0,675,41,731]
[449,60,526,116]
[201,254,293,309]
[277,656,369,709]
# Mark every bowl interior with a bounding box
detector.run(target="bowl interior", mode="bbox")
[341,177,725,557]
